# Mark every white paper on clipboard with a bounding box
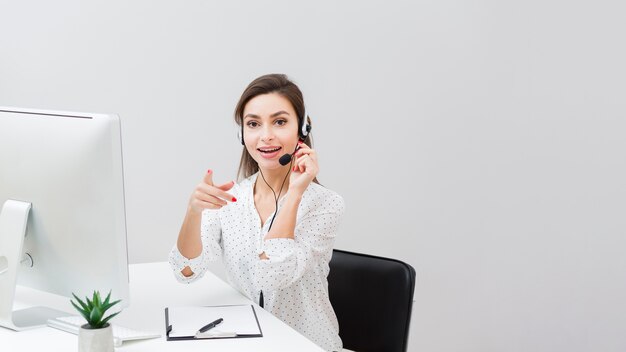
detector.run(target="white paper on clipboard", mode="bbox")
[167,304,261,338]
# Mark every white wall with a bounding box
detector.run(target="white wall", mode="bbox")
[2,1,625,351]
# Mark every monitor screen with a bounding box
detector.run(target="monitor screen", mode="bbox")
[0,107,130,331]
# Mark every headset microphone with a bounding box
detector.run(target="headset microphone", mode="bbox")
[279,152,294,166]
[278,142,303,166]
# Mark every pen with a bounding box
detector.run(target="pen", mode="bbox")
[198,318,223,333]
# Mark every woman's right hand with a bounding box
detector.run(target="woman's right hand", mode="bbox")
[188,169,237,213]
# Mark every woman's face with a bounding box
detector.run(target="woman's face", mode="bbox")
[242,93,300,170]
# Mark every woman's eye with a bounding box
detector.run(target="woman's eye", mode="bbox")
[246,121,258,128]
[276,119,287,126]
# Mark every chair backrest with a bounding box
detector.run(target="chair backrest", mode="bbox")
[328,249,416,352]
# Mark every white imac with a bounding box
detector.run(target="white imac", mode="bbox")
[0,107,130,331]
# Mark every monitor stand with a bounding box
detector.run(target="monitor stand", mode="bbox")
[0,200,67,331]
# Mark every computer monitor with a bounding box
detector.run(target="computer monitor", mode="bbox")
[0,107,130,331]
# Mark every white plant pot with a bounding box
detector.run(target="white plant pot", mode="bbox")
[78,324,114,352]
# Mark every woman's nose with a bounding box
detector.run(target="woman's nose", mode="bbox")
[260,126,275,142]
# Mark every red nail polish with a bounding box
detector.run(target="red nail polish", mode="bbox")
[232,197,237,202]
[207,169,212,174]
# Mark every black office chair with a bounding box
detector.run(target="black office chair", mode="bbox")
[328,249,416,352]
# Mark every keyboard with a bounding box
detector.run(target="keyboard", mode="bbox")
[47,315,161,346]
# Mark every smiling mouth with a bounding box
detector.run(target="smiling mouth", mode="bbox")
[257,147,282,154]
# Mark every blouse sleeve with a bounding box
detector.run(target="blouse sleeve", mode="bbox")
[253,193,345,291]
[168,208,223,284]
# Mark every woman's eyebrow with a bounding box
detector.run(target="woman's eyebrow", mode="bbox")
[244,110,291,119]
[270,110,290,117]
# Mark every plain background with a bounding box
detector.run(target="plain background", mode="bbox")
[2,1,625,351]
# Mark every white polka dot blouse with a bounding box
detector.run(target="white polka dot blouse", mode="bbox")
[169,172,345,352]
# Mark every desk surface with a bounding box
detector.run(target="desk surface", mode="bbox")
[1,262,325,352]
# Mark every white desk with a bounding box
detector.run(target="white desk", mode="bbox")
[1,262,325,352]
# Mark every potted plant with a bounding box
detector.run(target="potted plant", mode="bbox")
[71,290,121,352]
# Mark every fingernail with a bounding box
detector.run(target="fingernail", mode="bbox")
[232,197,237,202]
[207,169,212,174]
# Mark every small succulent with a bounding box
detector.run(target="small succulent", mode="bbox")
[70,290,122,329]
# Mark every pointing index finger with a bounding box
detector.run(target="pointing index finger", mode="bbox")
[203,169,214,186]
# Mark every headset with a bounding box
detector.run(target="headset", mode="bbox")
[238,109,311,145]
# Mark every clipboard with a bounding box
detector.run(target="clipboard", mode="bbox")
[165,304,263,341]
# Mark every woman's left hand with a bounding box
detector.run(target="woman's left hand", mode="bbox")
[289,141,318,194]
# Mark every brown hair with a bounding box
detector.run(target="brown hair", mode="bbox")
[234,74,319,184]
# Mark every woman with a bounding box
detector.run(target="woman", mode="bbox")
[169,73,345,351]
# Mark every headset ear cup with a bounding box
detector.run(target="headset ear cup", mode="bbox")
[302,124,311,139]
[237,129,244,145]
[301,114,311,138]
